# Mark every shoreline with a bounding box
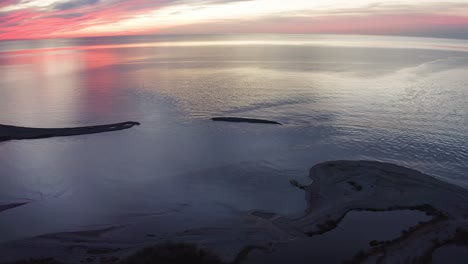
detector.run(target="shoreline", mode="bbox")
[2,160,468,263]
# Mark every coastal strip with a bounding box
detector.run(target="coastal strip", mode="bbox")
[281,160,468,263]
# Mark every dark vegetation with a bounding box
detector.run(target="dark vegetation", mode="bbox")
[7,205,454,264]
[289,179,306,190]
[10,243,223,264]
[414,227,468,264]
[10,259,63,264]
[347,181,363,191]
[9,242,267,264]
[124,242,224,264]
[231,245,267,264]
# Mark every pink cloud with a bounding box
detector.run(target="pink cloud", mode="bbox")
[155,13,468,38]
[0,0,17,9]
[0,0,171,39]
[1,1,468,40]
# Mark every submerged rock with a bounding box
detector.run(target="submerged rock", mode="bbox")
[211,117,282,125]
[0,121,140,142]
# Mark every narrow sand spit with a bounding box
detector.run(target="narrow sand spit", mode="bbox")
[0,203,28,213]
[0,121,140,142]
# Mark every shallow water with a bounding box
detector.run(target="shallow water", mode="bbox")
[245,210,430,263]
[0,34,467,243]
[433,245,468,263]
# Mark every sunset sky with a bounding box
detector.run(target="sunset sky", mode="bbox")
[1,0,468,40]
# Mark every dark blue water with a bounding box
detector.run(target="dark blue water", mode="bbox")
[0,34,467,242]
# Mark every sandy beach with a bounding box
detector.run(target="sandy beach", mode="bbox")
[2,160,468,263]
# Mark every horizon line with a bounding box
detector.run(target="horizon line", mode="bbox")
[2,32,468,43]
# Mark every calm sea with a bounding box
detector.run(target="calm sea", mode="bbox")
[0,34,467,242]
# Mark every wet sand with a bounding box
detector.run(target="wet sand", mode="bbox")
[2,161,468,263]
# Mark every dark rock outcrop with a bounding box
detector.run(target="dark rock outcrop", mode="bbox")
[211,117,281,125]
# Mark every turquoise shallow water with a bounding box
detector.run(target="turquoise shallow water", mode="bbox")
[0,34,467,242]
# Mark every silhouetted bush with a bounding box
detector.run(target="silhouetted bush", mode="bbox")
[122,242,225,264]
[12,259,64,264]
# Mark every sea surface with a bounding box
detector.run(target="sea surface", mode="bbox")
[0,34,467,243]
